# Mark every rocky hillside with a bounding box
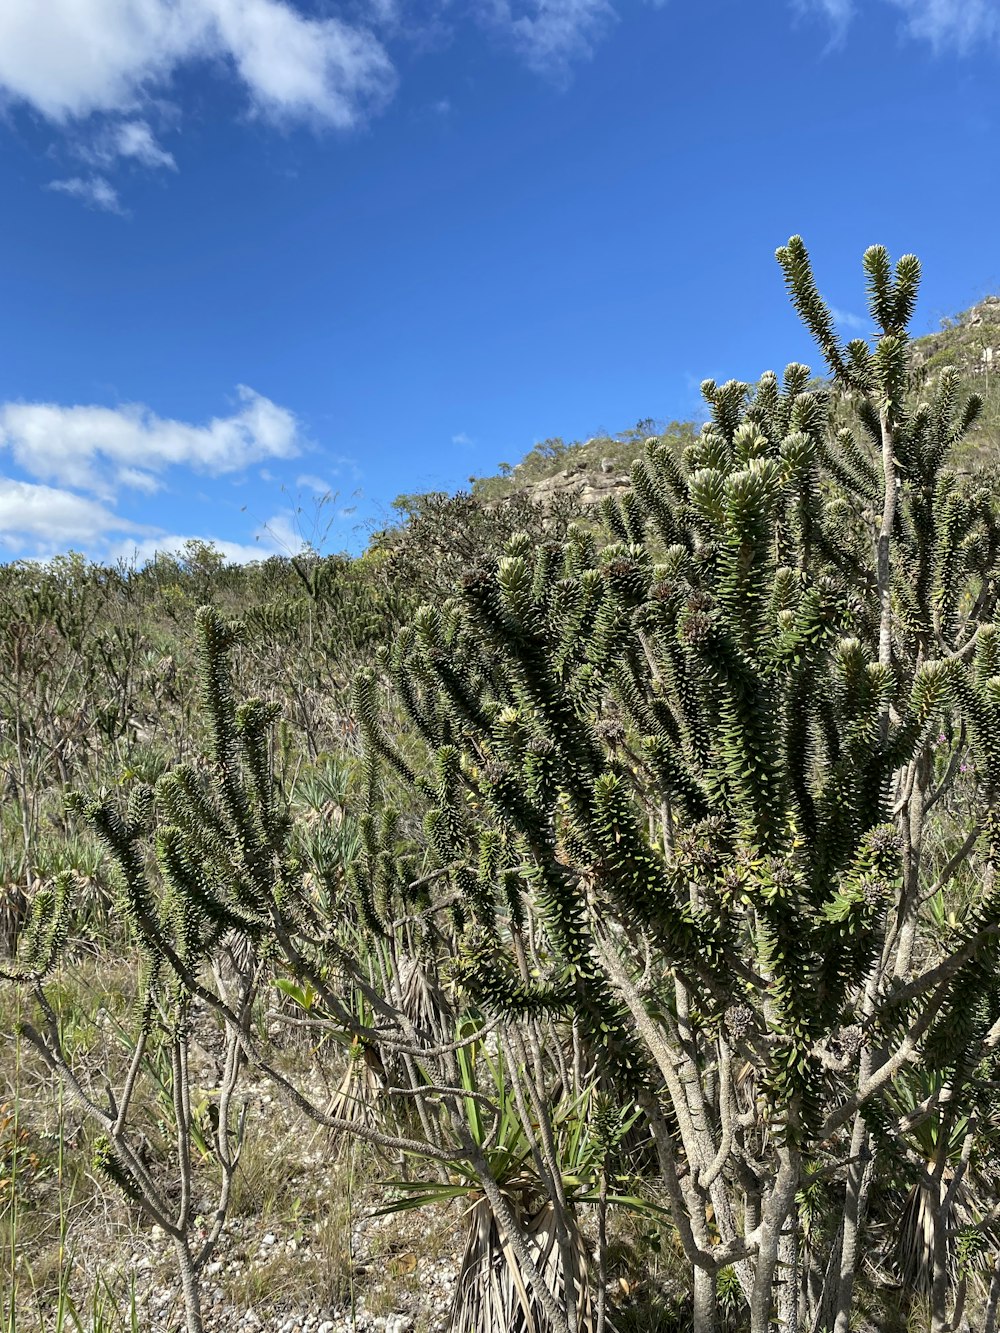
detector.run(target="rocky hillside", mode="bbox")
[470,419,700,510]
[913,294,1000,376]
[912,296,1000,465]
[461,301,1000,510]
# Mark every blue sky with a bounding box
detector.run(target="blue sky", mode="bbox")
[1,0,999,564]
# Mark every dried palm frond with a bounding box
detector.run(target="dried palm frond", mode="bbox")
[451,1194,596,1333]
[399,954,451,1044]
[896,1174,944,1295]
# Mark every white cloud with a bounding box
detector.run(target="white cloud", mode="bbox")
[795,0,855,27]
[0,477,148,550]
[799,0,1000,49]
[0,385,303,497]
[259,511,307,553]
[0,474,303,565]
[1,0,621,194]
[452,431,475,446]
[115,119,175,167]
[84,118,177,170]
[829,305,868,332]
[0,386,335,564]
[211,0,396,125]
[107,529,286,567]
[0,0,395,129]
[487,0,616,77]
[887,0,1000,50]
[47,175,124,213]
[296,473,334,493]
[117,465,162,492]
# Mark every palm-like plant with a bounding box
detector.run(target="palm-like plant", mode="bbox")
[881,1068,1000,1327]
[381,1015,609,1333]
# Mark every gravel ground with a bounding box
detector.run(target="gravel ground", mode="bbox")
[85,1196,461,1333]
[8,1052,464,1333]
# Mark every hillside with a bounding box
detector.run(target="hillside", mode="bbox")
[469,418,700,508]
[913,294,1000,376]
[430,301,1000,519]
[912,297,1000,464]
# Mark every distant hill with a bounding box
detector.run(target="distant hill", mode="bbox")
[914,295,1000,375]
[912,297,1000,466]
[378,299,1000,569]
[466,301,1000,507]
[468,419,700,511]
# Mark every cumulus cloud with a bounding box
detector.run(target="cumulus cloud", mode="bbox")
[0,0,396,129]
[0,389,309,561]
[0,477,148,550]
[258,511,307,553]
[0,0,622,194]
[47,175,124,212]
[107,528,289,567]
[0,385,303,498]
[486,0,616,78]
[0,469,306,564]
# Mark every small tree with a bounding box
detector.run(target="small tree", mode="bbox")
[6,608,604,1332]
[0,614,286,1333]
[351,238,1000,1332]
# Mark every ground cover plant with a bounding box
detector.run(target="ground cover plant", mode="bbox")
[3,237,1000,1333]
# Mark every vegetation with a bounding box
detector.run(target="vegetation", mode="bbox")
[468,419,698,501]
[3,237,1000,1333]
